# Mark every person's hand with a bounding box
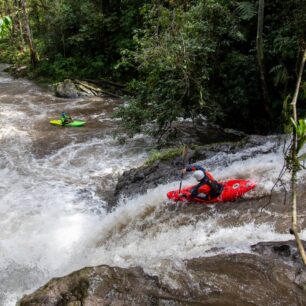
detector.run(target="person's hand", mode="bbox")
[181,168,186,175]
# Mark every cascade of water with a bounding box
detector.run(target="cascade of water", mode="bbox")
[0,64,305,305]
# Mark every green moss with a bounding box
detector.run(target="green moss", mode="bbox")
[145,147,183,166]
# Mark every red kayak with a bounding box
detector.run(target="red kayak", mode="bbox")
[167,179,256,204]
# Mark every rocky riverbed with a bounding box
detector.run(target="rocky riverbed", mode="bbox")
[19,243,306,306]
[17,134,306,305]
[1,64,306,306]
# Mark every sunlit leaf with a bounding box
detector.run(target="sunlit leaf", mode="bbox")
[298,153,306,162]
[0,16,12,38]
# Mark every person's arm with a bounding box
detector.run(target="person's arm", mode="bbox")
[190,183,201,198]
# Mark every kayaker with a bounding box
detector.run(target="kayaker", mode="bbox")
[61,112,73,125]
[181,165,223,200]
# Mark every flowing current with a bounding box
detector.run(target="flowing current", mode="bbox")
[0,64,305,305]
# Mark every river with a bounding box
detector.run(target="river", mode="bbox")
[0,64,305,305]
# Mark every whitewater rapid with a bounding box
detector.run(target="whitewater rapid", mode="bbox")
[0,64,305,305]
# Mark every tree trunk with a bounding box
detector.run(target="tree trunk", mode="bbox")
[3,0,11,15]
[20,0,38,66]
[256,0,271,117]
[13,0,25,47]
[290,48,306,265]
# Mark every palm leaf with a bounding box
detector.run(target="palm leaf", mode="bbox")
[269,64,288,86]
[235,2,257,20]
[298,153,306,162]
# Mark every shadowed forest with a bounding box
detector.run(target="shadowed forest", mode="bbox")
[0,0,305,135]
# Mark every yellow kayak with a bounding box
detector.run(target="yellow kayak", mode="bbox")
[50,120,86,127]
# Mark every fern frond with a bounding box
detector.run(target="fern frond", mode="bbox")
[269,64,288,86]
[235,2,257,20]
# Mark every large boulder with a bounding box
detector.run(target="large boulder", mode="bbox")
[19,253,306,306]
[54,79,80,98]
[54,79,108,98]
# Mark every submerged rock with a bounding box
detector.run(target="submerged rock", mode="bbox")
[19,253,306,306]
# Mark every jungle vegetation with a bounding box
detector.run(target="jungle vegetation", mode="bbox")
[0,0,305,135]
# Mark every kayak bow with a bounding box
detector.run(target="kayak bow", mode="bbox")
[50,120,86,127]
[167,179,256,204]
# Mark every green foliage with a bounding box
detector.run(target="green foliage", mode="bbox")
[282,95,292,134]
[285,117,306,173]
[1,0,306,137]
[32,55,107,81]
[113,93,152,136]
[291,118,306,154]
[0,16,12,38]
[107,0,304,135]
[145,147,184,166]
[28,0,144,81]
[266,1,306,86]
[0,39,29,64]
[269,64,289,86]
[235,1,257,21]
[115,0,250,135]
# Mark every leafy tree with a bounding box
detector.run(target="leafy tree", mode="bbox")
[114,0,256,136]
[287,48,306,265]
[1,0,306,136]
[0,15,12,38]
[21,0,38,66]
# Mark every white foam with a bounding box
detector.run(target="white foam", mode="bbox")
[84,186,301,277]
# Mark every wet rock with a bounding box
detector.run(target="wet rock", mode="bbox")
[113,135,281,205]
[114,161,179,202]
[54,79,117,99]
[54,79,80,98]
[4,64,28,77]
[19,265,167,306]
[251,240,306,286]
[19,254,306,306]
[113,145,221,203]
[184,254,306,305]
[251,240,306,262]
[160,119,247,147]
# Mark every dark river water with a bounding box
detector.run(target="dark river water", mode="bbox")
[0,64,305,305]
